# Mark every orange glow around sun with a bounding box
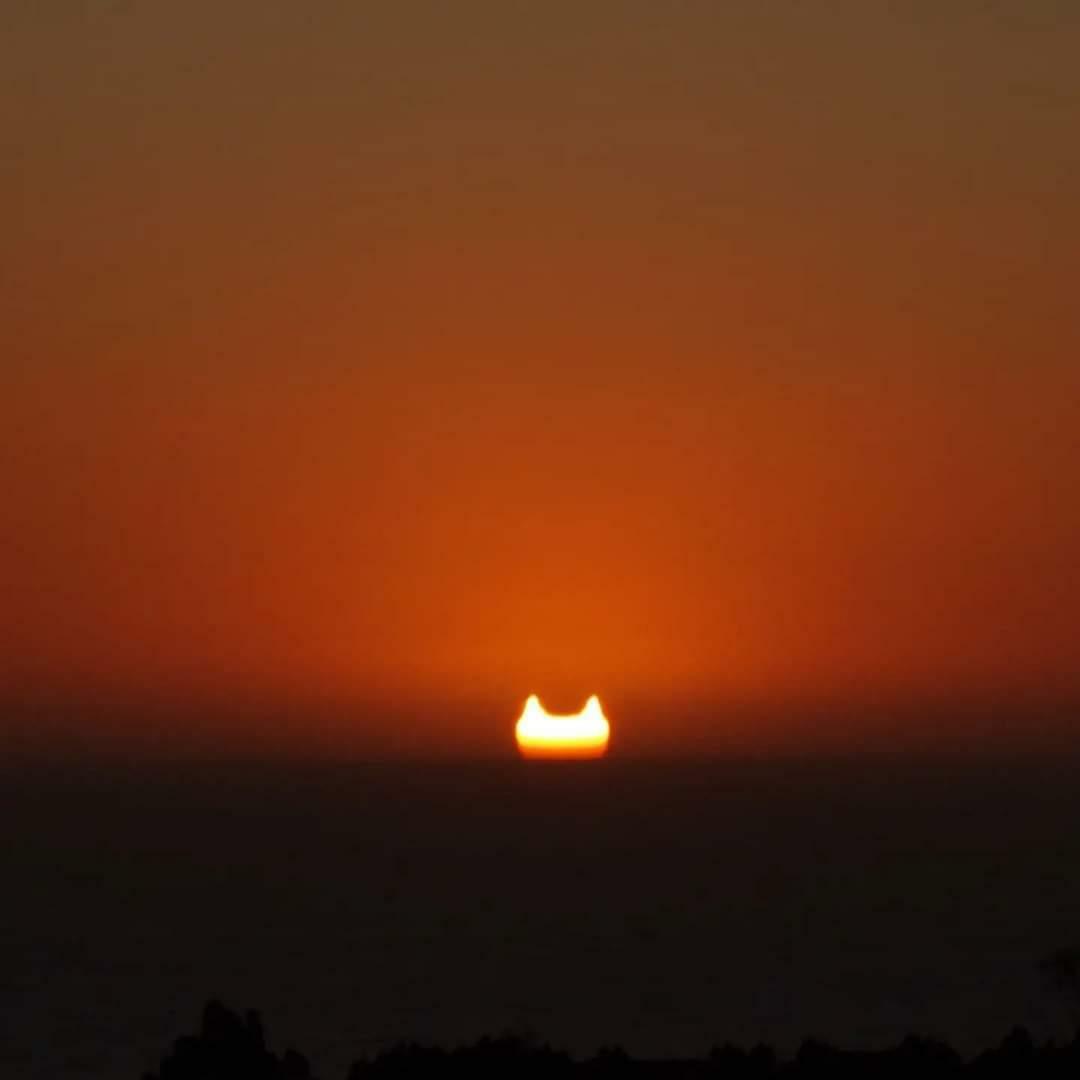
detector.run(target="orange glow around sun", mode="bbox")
[515,694,611,759]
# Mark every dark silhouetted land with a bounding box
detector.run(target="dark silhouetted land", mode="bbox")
[145,999,1080,1079]
[5,754,1080,1077]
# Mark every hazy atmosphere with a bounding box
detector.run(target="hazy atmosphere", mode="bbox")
[5,7,1080,1080]
[4,2,1080,756]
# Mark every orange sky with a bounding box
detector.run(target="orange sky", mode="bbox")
[2,4,1079,755]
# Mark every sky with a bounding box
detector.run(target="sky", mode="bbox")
[2,2,1079,755]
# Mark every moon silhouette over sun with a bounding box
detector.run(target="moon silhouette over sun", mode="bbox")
[515,694,611,759]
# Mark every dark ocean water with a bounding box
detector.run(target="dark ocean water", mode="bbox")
[3,752,1080,1078]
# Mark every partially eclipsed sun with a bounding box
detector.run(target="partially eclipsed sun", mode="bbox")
[515,695,611,759]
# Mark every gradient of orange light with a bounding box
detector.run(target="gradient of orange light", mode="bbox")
[3,5,1080,757]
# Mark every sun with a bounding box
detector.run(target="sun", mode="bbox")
[515,694,611,759]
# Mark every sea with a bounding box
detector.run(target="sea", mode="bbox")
[3,752,1080,1078]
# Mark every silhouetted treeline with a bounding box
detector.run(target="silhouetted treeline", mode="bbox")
[144,1000,1080,1080]
[145,1000,313,1080]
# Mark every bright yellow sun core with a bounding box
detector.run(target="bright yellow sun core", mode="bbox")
[515,695,611,758]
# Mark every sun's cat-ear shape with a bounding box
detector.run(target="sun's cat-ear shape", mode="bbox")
[515,695,610,759]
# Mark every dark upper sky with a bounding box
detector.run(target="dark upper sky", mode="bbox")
[3,3,1079,754]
